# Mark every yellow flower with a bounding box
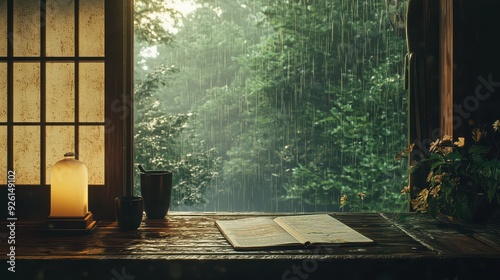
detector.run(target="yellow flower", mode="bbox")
[426,171,434,183]
[453,137,465,148]
[357,192,366,201]
[472,128,484,143]
[405,143,415,154]
[418,189,429,201]
[433,174,443,184]
[411,189,429,212]
[395,143,415,161]
[401,185,410,194]
[340,194,347,206]
[429,139,440,152]
[493,120,500,132]
[430,185,441,198]
[411,198,428,211]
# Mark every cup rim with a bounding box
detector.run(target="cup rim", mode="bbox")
[115,196,143,201]
[141,170,172,175]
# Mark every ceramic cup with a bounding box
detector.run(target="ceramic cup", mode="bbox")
[115,196,144,230]
[140,171,173,219]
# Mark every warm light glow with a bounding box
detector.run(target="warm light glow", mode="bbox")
[79,126,105,184]
[1,0,106,187]
[14,126,40,184]
[50,153,88,217]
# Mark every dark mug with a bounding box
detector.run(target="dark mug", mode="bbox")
[115,196,144,230]
[140,171,173,219]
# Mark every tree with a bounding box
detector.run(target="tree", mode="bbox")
[220,0,408,211]
[133,0,409,212]
[133,64,221,206]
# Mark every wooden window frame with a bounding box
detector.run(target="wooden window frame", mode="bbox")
[1,0,465,218]
[440,0,453,137]
[0,0,134,220]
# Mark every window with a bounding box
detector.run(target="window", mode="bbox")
[0,0,105,187]
[0,0,133,219]
[133,0,409,212]
[0,0,455,218]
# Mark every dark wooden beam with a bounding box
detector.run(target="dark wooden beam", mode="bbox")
[100,0,134,219]
[440,0,453,137]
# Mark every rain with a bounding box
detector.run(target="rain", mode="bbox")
[133,0,409,213]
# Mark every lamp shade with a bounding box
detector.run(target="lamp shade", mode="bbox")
[49,152,88,217]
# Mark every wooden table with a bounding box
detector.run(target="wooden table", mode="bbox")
[3,212,500,279]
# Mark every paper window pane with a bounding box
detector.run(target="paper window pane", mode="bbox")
[14,126,40,184]
[0,0,7,57]
[0,63,6,122]
[79,63,104,122]
[46,126,74,184]
[0,126,6,184]
[14,0,40,57]
[79,0,104,57]
[14,63,40,122]
[46,0,75,57]
[79,126,104,185]
[46,63,74,122]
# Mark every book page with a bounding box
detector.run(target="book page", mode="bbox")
[215,217,302,250]
[274,214,373,245]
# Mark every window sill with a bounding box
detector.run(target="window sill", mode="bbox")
[5,212,500,279]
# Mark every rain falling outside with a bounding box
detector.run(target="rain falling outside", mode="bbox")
[133,0,409,212]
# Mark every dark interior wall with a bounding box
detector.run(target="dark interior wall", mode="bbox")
[406,0,440,192]
[407,0,440,146]
[406,0,500,193]
[454,0,500,135]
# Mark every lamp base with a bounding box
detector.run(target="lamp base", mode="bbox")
[45,212,97,234]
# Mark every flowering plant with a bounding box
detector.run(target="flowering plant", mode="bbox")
[399,120,500,222]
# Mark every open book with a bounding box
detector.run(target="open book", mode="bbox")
[215,214,374,250]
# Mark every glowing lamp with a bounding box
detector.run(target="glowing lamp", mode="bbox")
[46,152,96,232]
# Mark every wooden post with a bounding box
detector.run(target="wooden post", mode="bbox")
[440,0,453,137]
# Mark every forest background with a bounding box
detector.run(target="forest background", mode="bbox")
[133,0,408,212]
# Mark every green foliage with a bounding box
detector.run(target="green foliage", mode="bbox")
[134,65,221,206]
[408,124,500,221]
[134,0,180,46]
[282,57,407,212]
[133,0,409,211]
[238,0,408,211]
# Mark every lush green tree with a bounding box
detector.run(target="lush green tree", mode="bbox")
[134,64,221,206]
[133,0,408,211]
[212,0,408,211]
[134,0,180,46]
[283,57,408,212]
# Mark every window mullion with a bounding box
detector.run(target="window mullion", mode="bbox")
[74,0,80,161]
[6,0,13,175]
[40,0,47,186]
